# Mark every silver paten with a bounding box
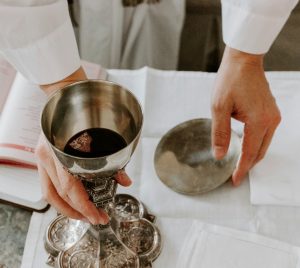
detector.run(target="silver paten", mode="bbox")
[41,80,162,267]
[154,118,241,195]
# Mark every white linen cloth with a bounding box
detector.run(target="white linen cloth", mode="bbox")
[21,69,300,267]
[177,221,300,268]
[250,72,300,206]
[0,0,299,84]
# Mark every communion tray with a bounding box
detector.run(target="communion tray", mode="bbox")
[44,194,162,268]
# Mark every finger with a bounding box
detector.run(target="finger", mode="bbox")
[36,146,74,205]
[115,170,132,186]
[232,123,267,186]
[38,163,85,220]
[211,105,232,160]
[55,160,109,225]
[254,126,277,165]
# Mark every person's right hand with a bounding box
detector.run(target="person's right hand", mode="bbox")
[211,47,281,186]
[36,67,132,225]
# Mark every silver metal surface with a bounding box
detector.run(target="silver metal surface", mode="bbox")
[44,194,162,268]
[41,79,143,180]
[41,80,161,267]
[154,118,241,195]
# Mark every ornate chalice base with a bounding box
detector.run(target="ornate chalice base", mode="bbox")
[44,194,162,268]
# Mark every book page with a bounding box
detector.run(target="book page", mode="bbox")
[0,164,47,210]
[0,73,46,166]
[0,56,16,113]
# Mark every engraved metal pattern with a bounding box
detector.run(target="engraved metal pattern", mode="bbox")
[45,195,162,267]
[44,215,89,262]
[118,219,162,262]
[100,231,139,268]
[119,222,153,254]
[58,233,99,268]
[49,217,88,251]
[114,194,145,221]
[82,176,117,214]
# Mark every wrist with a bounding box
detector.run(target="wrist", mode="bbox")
[222,46,264,67]
[40,67,87,96]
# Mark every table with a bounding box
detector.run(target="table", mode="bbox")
[0,203,31,268]
[4,68,300,267]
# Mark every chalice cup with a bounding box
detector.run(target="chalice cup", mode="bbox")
[41,80,161,267]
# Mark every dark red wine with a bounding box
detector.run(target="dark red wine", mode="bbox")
[64,128,127,158]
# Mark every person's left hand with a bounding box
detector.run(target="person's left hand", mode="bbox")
[37,67,132,224]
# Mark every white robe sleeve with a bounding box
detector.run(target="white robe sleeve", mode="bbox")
[221,0,299,54]
[0,0,80,84]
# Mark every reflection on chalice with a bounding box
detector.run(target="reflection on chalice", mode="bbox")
[41,80,162,267]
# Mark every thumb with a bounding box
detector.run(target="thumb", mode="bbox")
[211,108,231,160]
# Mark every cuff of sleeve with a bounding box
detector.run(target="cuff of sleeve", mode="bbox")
[222,1,291,54]
[2,19,80,85]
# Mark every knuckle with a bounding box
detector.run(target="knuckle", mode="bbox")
[255,113,271,126]
[273,112,281,126]
[243,151,257,162]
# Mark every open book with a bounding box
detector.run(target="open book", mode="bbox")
[0,57,107,211]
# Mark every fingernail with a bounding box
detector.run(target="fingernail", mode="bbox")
[98,210,110,225]
[214,146,225,160]
[119,171,132,185]
[99,216,109,225]
[89,213,109,225]
[233,180,241,187]
[232,175,241,186]
[88,217,97,225]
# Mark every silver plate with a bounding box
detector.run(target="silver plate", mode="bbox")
[154,118,241,195]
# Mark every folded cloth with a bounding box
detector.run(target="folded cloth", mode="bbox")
[139,137,256,229]
[250,72,300,206]
[177,220,300,268]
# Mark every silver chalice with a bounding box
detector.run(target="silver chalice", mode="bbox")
[41,80,162,267]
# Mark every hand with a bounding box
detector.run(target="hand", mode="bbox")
[36,67,132,225]
[211,47,281,186]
